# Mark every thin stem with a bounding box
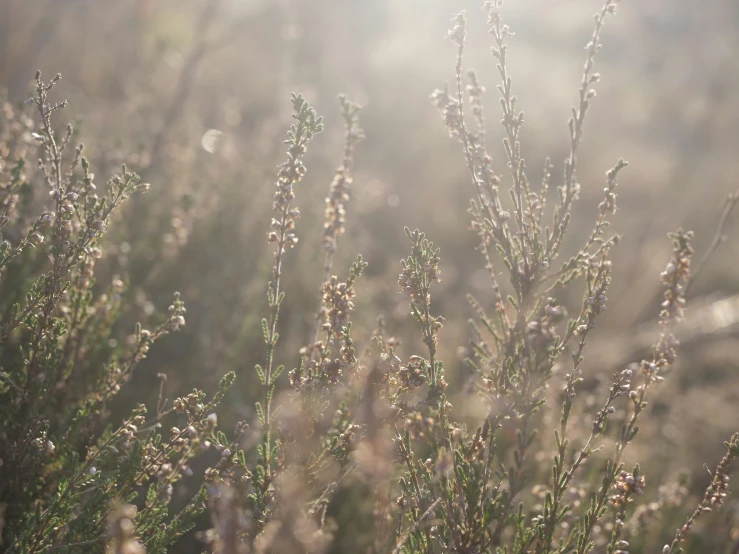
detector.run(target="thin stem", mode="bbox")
[547,0,617,262]
[686,189,739,294]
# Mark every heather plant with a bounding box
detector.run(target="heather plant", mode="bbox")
[0,73,234,553]
[2,1,739,553]
[199,1,739,553]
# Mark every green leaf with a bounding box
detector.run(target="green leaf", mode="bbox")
[255,364,265,385]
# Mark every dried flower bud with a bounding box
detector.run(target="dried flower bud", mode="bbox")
[40,212,54,227]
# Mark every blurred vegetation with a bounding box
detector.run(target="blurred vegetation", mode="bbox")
[1,0,739,552]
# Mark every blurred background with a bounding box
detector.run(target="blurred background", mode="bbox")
[2,0,739,550]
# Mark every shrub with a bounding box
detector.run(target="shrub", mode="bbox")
[0,72,233,553]
[1,1,737,553]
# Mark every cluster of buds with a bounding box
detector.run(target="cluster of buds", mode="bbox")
[398,259,441,297]
[288,363,309,392]
[705,433,739,510]
[654,229,693,367]
[321,171,349,255]
[89,219,106,235]
[203,466,221,486]
[50,184,78,237]
[321,95,363,255]
[709,472,730,509]
[120,421,140,447]
[131,328,153,364]
[167,292,186,331]
[293,350,342,390]
[170,425,197,448]
[339,423,361,447]
[173,390,206,416]
[395,493,409,510]
[80,161,100,217]
[637,359,665,387]
[319,358,343,385]
[275,156,303,207]
[267,208,299,249]
[24,418,52,459]
[584,289,608,317]
[83,165,142,239]
[604,0,622,16]
[484,0,507,37]
[102,364,126,394]
[611,470,646,507]
[398,355,428,391]
[51,188,78,213]
[301,257,367,388]
[31,436,55,456]
[268,94,323,252]
[39,211,54,228]
[611,539,631,554]
[659,230,693,321]
[477,155,501,196]
[447,12,466,46]
[430,86,463,138]
[321,276,355,339]
[599,159,628,215]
